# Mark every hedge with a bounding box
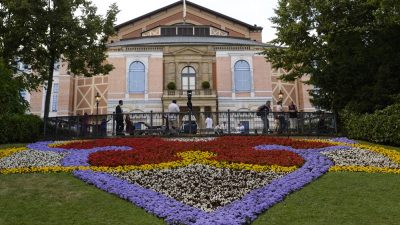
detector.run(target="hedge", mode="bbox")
[0,114,43,144]
[342,104,400,146]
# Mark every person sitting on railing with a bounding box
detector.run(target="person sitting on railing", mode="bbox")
[214,124,223,135]
[125,115,134,135]
[100,118,111,136]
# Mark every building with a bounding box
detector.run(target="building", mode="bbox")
[26,0,314,117]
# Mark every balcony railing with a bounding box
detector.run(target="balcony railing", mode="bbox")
[163,89,216,97]
[44,111,337,140]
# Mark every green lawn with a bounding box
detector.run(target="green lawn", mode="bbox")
[0,143,26,149]
[253,172,400,225]
[0,173,165,225]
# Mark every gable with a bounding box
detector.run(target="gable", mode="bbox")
[114,0,262,41]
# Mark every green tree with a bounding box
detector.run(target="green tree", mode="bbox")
[0,57,28,115]
[264,0,400,113]
[0,0,119,133]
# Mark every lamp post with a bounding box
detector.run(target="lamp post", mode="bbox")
[95,92,101,136]
[187,90,193,134]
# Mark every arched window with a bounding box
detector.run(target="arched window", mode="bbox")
[234,60,251,92]
[128,61,145,93]
[181,66,196,90]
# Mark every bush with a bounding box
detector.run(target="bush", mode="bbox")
[341,104,400,146]
[0,114,43,144]
[167,82,176,90]
[201,81,210,89]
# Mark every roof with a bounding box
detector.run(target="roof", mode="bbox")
[108,36,269,47]
[115,0,263,31]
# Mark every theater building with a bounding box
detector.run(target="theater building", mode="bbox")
[26,0,314,117]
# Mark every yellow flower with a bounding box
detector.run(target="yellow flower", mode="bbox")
[0,147,27,159]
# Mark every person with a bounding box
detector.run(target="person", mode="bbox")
[115,100,124,135]
[214,124,223,135]
[239,123,245,134]
[276,101,286,133]
[236,122,245,134]
[125,115,134,135]
[288,101,298,131]
[258,101,271,134]
[100,118,111,136]
[168,100,180,134]
[205,115,213,133]
[221,121,228,133]
[81,112,89,136]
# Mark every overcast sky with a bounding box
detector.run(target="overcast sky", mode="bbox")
[91,0,278,42]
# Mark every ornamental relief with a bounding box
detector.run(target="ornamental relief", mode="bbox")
[210,27,228,36]
[142,27,161,37]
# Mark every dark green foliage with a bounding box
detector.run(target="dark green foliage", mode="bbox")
[201,81,210,89]
[341,104,400,145]
[167,81,177,90]
[0,114,43,144]
[0,58,28,115]
[264,0,400,113]
[0,0,119,120]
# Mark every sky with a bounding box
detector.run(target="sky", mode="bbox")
[91,0,279,43]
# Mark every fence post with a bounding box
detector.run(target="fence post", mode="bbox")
[112,112,115,136]
[189,111,192,135]
[227,109,231,134]
[150,110,153,127]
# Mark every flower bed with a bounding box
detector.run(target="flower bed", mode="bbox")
[1,136,399,225]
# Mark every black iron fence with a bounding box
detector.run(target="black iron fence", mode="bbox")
[45,110,337,140]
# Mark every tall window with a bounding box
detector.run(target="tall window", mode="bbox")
[52,83,59,112]
[181,66,196,90]
[234,60,251,92]
[128,61,145,93]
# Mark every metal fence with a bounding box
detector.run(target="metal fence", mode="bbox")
[45,110,337,140]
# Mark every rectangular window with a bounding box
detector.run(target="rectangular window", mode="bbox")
[52,83,59,112]
[161,27,176,36]
[194,27,210,36]
[178,27,193,36]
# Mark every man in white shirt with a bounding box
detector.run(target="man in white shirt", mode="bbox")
[168,100,180,133]
[205,115,213,133]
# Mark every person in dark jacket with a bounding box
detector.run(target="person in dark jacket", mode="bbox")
[258,101,271,134]
[115,100,124,135]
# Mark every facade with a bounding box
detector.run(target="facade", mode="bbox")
[26,0,314,117]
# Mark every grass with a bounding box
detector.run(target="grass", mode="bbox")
[253,172,400,225]
[0,143,26,150]
[0,173,165,225]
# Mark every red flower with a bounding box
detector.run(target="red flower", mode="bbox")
[58,136,332,167]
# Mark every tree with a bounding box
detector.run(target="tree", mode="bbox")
[263,0,400,113]
[0,57,28,115]
[0,0,119,133]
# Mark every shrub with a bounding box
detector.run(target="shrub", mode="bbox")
[167,82,176,90]
[341,104,400,146]
[0,114,43,144]
[201,81,210,89]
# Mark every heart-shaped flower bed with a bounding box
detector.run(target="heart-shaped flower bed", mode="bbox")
[6,136,399,224]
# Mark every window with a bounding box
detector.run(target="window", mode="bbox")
[181,66,196,90]
[194,27,210,36]
[234,60,251,92]
[52,83,59,112]
[161,27,176,36]
[178,27,193,36]
[128,61,145,93]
